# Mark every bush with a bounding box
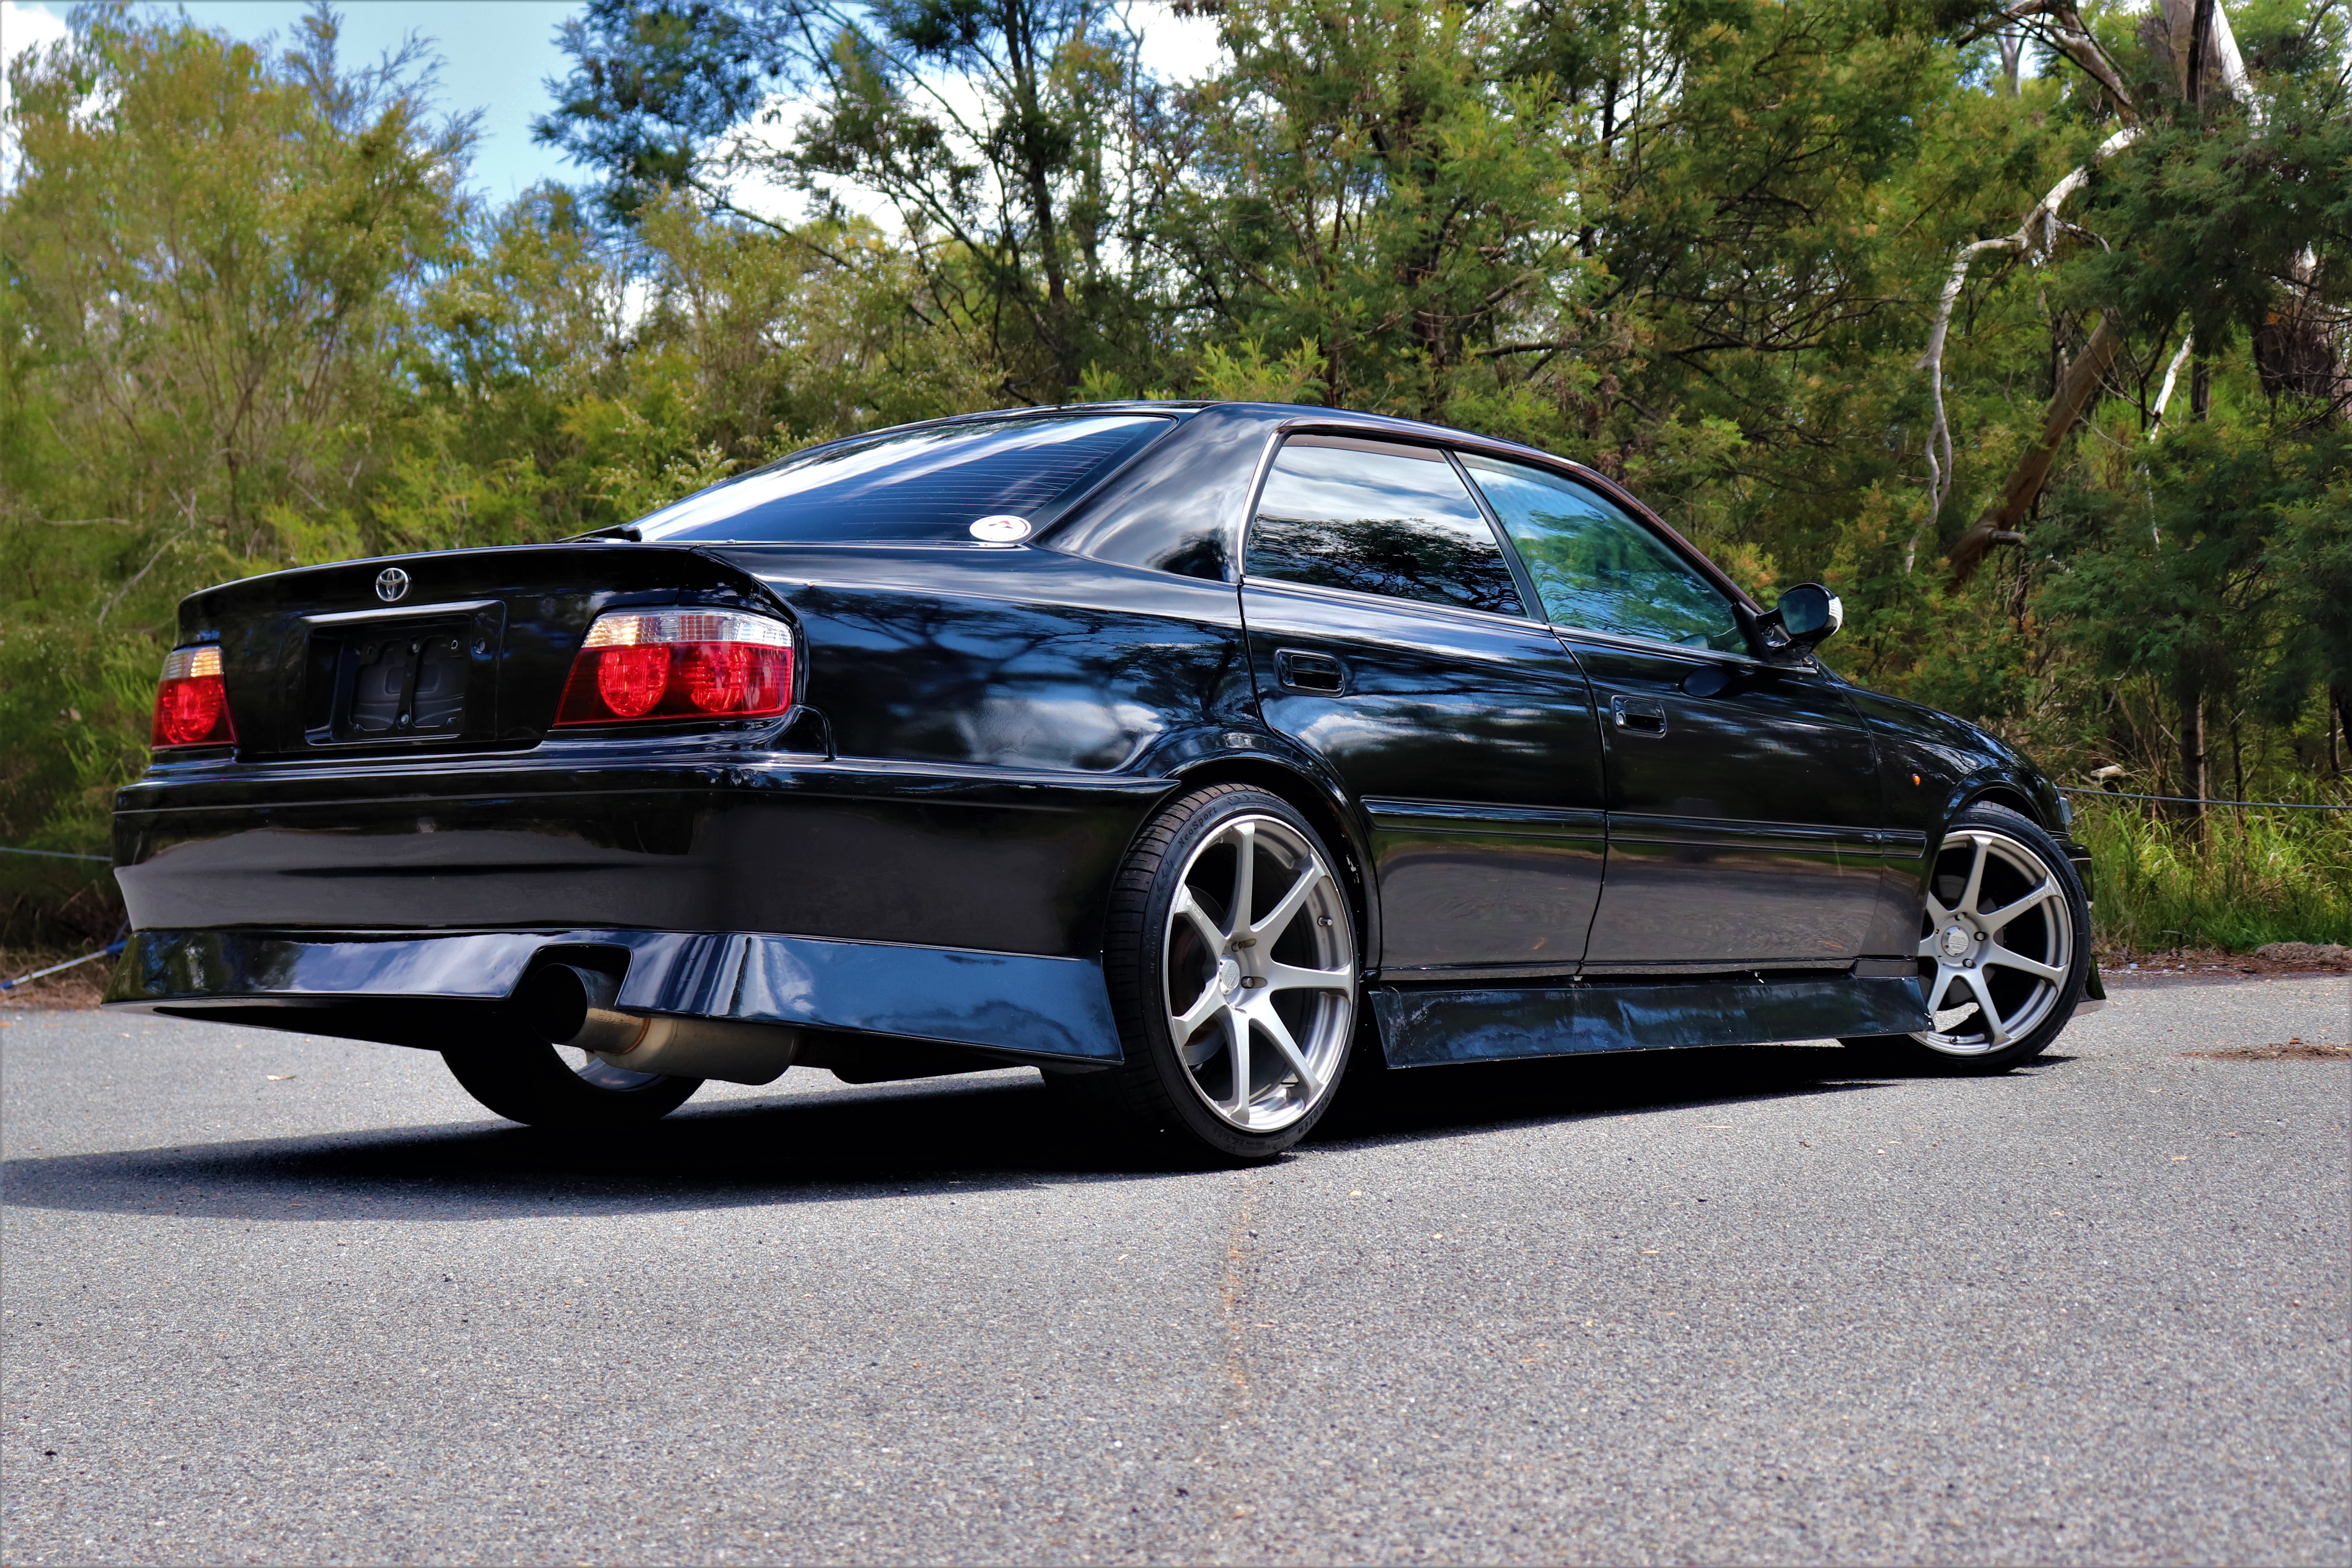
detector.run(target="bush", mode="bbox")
[2074,793,2352,952]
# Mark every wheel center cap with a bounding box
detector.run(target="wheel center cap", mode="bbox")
[1217,956,1243,996]
[1940,926,1972,959]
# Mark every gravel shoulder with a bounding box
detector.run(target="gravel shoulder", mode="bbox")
[3,977,2346,1564]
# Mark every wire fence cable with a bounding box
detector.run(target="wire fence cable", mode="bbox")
[2060,788,2352,811]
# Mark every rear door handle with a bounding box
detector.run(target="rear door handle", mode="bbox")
[1275,649,1346,694]
[1611,695,1668,736]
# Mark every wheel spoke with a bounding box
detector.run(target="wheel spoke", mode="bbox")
[1178,1009,1225,1069]
[1227,822,1257,936]
[1984,944,2063,984]
[1929,968,1966,1020]
[1916,930,1942,960]
[1960,968,2010,1044]
[1976,879,2059,934]
[1263,959,1352,994]
[1172,886,1226,952]
[1172,984,1222,1042]
[1250,859,1327,947]
[1956,835,1991,919]
[1220,1008,1252,1115]
[1251,1004,1321,1098]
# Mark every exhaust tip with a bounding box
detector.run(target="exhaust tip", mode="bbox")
[516,963,621,1047]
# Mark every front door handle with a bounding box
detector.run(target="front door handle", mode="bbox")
[1611,695,1668,736]
[1275,648,1347,694]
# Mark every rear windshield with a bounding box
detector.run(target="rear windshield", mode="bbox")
[631,414,1174,543]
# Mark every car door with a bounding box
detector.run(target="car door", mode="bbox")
[1459,453,1887,969]
[1239,435,1607,977]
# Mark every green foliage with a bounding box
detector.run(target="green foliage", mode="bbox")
[2075,795,2352,950]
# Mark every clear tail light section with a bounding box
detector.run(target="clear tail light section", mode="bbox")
[554,609,795,727]
[151,644,238,750]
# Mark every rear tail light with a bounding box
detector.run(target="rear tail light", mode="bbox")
[151,645,238,750]
[554,610,795,726]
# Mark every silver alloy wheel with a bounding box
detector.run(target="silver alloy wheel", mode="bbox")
[1914,827,2074,1056]
[1162,813,1356,1132]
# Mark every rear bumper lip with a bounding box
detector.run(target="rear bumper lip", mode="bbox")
[103,926,1123,1063]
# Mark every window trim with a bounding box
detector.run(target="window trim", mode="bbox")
[1238,432,1534,621]
[1236,567,1552,632]
[1249,417,1764,619]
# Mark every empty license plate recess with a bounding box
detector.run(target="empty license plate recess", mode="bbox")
[299,601,506,747]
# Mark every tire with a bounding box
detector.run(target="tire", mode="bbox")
[442,1031,702,1129]
[1841,801,2091,1074]
[1062,784,1363,1163]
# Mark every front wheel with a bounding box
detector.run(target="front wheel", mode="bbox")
[443,1034,702,1129]
[1064,784,1362,1163]
[1842,801,2091,1073]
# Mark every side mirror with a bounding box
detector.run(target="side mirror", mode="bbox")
[1759,582,1843,653]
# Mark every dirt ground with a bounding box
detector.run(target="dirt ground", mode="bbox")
[2100,941,2352,982]
[0,949,114,1011]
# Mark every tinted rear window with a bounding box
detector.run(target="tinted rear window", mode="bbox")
[632,414,1174,543]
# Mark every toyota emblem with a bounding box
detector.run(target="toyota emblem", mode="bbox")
[374,567,410,603]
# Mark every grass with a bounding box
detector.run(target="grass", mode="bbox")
[2073,791,2352,953]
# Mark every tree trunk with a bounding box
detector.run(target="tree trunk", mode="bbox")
[2190,356,2212,419]
[2175,674,2206,826]
[1948,319,2123,582]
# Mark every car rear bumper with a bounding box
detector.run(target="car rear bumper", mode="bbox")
[103,925,1123,1063]
[110,750,1169,958]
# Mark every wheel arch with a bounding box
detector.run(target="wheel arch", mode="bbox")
[1154,755,1381,968]
[1960,783,2045,828]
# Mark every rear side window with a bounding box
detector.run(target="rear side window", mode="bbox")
[1245,438,1524,616]
[1461,454,1748,654]
[631,414,1173,543]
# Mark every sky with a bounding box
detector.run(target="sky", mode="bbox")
[2,1,584,200]
[1,0,1225,210]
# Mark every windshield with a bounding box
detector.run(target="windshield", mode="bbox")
[631,414,1174,543]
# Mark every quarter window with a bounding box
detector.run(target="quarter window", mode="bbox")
[1245,439,1524,616]
[1461,455,1747,654]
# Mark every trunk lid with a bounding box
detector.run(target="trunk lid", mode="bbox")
[175,544,783,762]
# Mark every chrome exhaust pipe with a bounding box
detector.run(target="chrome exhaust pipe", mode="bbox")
[516,964,801,1086]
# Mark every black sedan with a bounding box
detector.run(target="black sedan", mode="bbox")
[105,402,2101,1161]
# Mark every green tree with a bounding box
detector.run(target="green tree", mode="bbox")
[1,2,468,861]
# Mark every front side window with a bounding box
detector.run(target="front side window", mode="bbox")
[631,414,1173,543]
[1245,438,1524,616]
[1461,455,1747,654]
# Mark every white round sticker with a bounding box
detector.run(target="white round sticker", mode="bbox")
[968,514,1032,543]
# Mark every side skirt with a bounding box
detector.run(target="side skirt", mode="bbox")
[1370,970,1931,1069]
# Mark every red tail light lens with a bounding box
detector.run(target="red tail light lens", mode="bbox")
[554,610,794,727]
[151,645,238,750]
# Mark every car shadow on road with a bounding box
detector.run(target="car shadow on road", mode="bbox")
[0,1043,1984,1224]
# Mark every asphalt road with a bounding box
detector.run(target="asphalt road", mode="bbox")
[3,976,2346,1566]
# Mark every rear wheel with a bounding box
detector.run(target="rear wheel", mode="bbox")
[443,1034,702,1129]
[1061,784,1361,1163]
[1842,802,2089,1073]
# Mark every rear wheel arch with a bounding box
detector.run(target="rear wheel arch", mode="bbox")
[1156,756,1377,964]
